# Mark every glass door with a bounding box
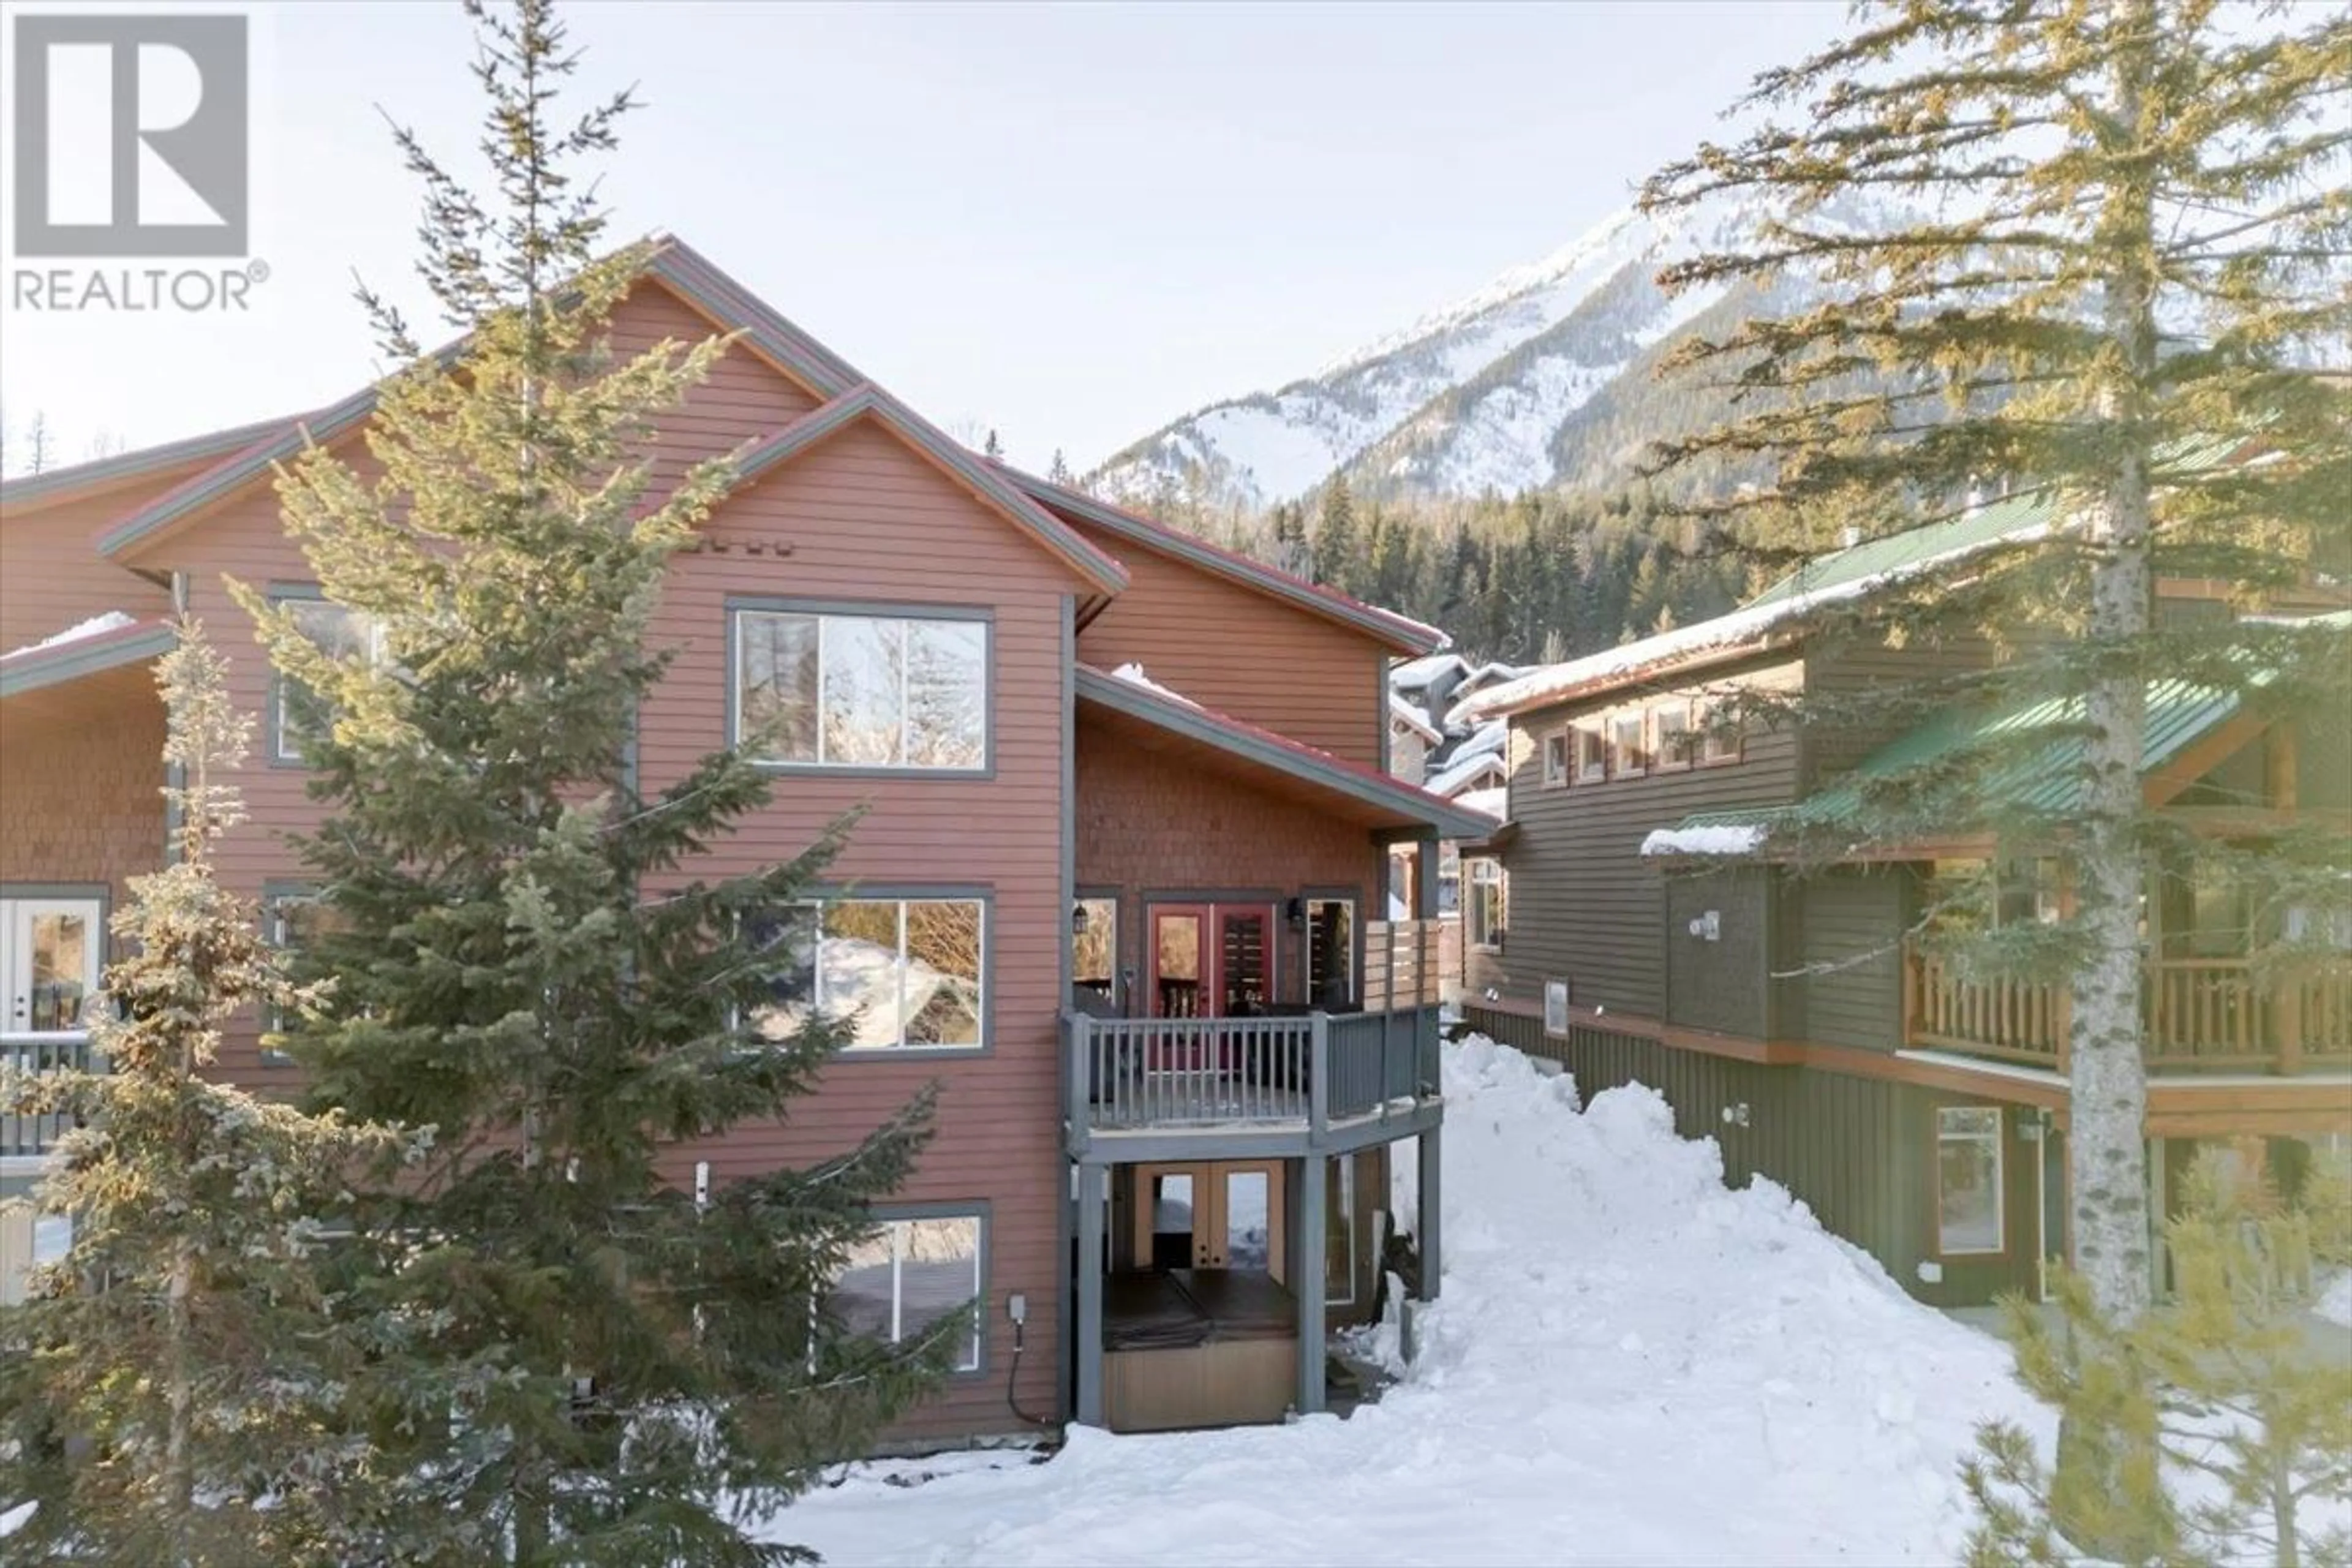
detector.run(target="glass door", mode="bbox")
[2,899,103,1036]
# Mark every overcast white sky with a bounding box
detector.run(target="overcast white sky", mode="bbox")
[0,0,1846,476]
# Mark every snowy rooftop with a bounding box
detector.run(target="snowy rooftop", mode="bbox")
[1,611,138,662]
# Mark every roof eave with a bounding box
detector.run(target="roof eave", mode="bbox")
[1076,667,1498,840]
[1005,470,1445,656]
[0,622,176,699]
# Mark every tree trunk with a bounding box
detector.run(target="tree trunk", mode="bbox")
[165,1241,197,1568]
[2068,0,2161,1332]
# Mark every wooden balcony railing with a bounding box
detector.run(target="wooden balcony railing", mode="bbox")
[1065,1003,1440,1144]
[1902,944,2352,1075]
[1,1035,93,1159]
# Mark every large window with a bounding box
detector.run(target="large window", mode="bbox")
[1306,897,1355,1009]
[749,897,984,1051]
[1936,1106,2005,1256]
[1072,896,1118,1011]
[829,1213,983,1371]
[733,607,987,771]
[1466,858,1505,952]
[260,888,349,1045]
[273,597,382,762]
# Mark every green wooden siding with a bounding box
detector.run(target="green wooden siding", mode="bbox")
[1492,653,1804,1017]
[1793,866,1913,1052]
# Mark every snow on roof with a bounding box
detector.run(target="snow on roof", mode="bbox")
[1454,784,1508,820]
[1466,513,2056,721]
[1425,749,1507,799]
[1,611,137,662]
[1389,693,1441,740]
[1640,823,1766,858]
[1109,662,1199,708]
[1391,652,1469,691]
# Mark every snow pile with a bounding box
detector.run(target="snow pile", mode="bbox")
[1,610,137,662]
[2318,1270,2352,1329]
[1640,823,1765,857]
[763,1034,2043,1566]
[1108,662,1199,709]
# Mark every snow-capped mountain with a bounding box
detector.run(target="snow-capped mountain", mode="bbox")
[1090,190,1828,508]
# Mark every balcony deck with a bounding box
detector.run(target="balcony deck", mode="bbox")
[2,1035,91,1161]
[1903,946,2352,1076]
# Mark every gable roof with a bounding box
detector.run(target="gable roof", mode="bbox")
[0,413,296,512]
[1645,650,2318,856]
[92,235,870,562]
[1076,664,1498,840]
[734,386,1126,595]
[1002,469,1447,657]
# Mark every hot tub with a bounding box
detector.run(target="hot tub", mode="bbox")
[1101,1268,1300,1433]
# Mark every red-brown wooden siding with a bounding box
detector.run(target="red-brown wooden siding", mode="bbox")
[0,674,167,954]
[1070,526,1388,767]
[1076,710,1376,1006]
[0,274,1430,1445]
[1,481,181,654]
[94,284,1079,1442]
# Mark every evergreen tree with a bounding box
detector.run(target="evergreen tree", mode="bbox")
[1642,0,2352,1329]
[982,427,1003,461]
[0,620,420,1566]
[1314,472,1360,592]
[232,2,946,1560]
[1964,1147,2352,1567]
[1046,447,1073,485]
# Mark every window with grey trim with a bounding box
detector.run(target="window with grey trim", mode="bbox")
[1466,858,1506,951]
[1306,897,1355,1009]
[830,1213,983,1371]
[273,597,382,761]
[734,609,987,769]
[261,889,345,1036]
[748,898,984,1050]
[1936,1106,2005,1256]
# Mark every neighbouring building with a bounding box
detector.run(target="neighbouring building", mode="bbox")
[1456,481,2352,1307]
[0,236,1496,1442]
[1384,654,1524,998]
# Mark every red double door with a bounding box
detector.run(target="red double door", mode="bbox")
[1147,903,1275,1068]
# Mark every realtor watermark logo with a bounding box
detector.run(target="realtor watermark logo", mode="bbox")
[8,12,266,311]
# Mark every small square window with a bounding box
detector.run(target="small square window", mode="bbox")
[1574,723,1607,783]
[1541,731,1570,788]
[1610,714,1648,777]
[1698,701,1743,766]
[272,597,382,763]
[1654,705,1694,770]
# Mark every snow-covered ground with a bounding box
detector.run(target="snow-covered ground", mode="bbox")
[762,1035,2046,1566]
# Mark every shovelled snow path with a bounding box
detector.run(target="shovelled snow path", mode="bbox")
[763,1035,2047,1566]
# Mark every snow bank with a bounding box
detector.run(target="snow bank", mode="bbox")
[764,1034,2043,1566]
[1,610,136,662]
[1640,823,1765,857]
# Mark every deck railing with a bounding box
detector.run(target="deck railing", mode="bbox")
[1,1035,93,1159]
[1065,1002,1441,1143]
[1902,944,2352,1075]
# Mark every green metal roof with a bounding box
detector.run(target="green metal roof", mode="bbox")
[1664,678,2248,843]
[1744,434,2252,611]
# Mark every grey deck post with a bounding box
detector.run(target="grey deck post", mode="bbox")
[1308,1011,1330,1140]
[1294,1155,1326,1414]
[1416,1123,1442,1302]
[1076,1161,1106,1427]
